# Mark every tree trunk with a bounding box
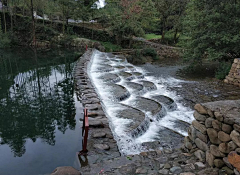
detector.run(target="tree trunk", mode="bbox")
[3,3,7,33]
[30,0,36,47]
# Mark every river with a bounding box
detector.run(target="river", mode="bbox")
[0,48,83,175]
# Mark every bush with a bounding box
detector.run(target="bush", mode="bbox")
[142,48,158,60]
[215,62,231,80]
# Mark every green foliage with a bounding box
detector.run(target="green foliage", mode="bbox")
[144,34,162,40]
[101,42,122,52]
[215,62,231,80]
[182,0,240,62]
[0,33,11,48]
[142,48,158,60]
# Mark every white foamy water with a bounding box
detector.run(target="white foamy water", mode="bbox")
[88,50,194,155]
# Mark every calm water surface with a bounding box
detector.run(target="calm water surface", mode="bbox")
[0,48,83,175]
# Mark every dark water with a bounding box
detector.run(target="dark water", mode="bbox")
[0,48,83,175]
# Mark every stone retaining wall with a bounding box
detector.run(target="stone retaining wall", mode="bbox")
[184,100,240,174]
[73,49,120,173]
[224,58,240,87]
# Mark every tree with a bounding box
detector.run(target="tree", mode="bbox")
[182,0,240,63]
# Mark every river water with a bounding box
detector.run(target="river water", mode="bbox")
[0,48,83,175]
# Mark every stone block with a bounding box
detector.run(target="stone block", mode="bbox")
[205,117,214,128]
[194,111,207,121]
[234,124,240,133]
[196,130,208,143]
[207,128,221,145]
[214,112,223,122]
[194,104,208,115]
[212,120,222,131]
[194,150,206,162]
[210,145,226,157]
[188,125,197,142]
[206,151,215,167]
[213,159,225,168]
[184,136,193,150]
[218,131,231,142]
[228,151,240,172]
[195,138,208,151]
[230,130,240,147]
[192,120,207,134]
[219,142,237,154]
[223,157,234,169]
[222,124,233,134]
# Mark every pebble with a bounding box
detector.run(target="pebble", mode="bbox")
[170,166,182,174]
[194,162,205,169]
[159,169,169,175]
[164,163,171,169]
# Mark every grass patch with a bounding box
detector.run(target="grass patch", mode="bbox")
[101,41,122,52]
[144,33,162,40]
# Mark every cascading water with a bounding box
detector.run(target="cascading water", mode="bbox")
[88,50,194,155]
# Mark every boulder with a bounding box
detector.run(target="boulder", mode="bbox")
[194,150,206,162]
[228,151,240,172]
[51,166,81,175]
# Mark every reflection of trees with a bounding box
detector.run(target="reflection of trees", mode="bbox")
[0,49,79,157]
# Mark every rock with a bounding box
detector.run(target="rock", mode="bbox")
[159,164,165,169]
[230,130,240,147]
[214,159,225,168]
[184,136,193,149]
[93,144,110,150]
[207,109,214,118]
[196,130,208,143]
[219,142,237,154]
[197,168,218,175]
[188,125,197,141]
[195,138,208,151]
[194,111,207,121]
[220,166,234,175]
[218,131,231,142]
[212,120,222,131]
[92,132,106,138]
[182,163,195,171]
[207,128,221,144]
[236,148,240,154]
[170,166,182,174]
[89,120,104,128]
[224,118,235,125]
[158,169,169,175]
[192,120,207,134]
[51,166,81,175]
[234,168,240,175]
[222,124,233,134]
[194,162,205,169]
[164,163,171,169]
[205,117,214,128]
[194,104,208,115]
[180,173,195,175]
[214,112,223,122]
[223,157,234,169]
[194,150,206,162]
[206,151,215,167]
[234,124,240,133]
[210,145,226,157]
[228,151,240,172]
[135,167,148,174]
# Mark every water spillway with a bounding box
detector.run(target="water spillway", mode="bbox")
[89,50,194,155]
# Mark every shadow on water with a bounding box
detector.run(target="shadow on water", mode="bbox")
[0,48,84,175]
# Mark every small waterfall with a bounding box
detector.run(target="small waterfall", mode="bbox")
[88,50,194,155]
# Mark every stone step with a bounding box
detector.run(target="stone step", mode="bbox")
[99,73,121,83]
[105,84,130,102]
[118,72,135,81]
[129,97,166,120]
[151,95,177,111]
[139,80,157,91]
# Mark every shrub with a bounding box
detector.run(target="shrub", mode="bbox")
[215,62,231,80]
[142,48,158,60]
[0,33,11,48]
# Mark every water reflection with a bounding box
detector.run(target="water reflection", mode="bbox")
[0,48,81,157]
